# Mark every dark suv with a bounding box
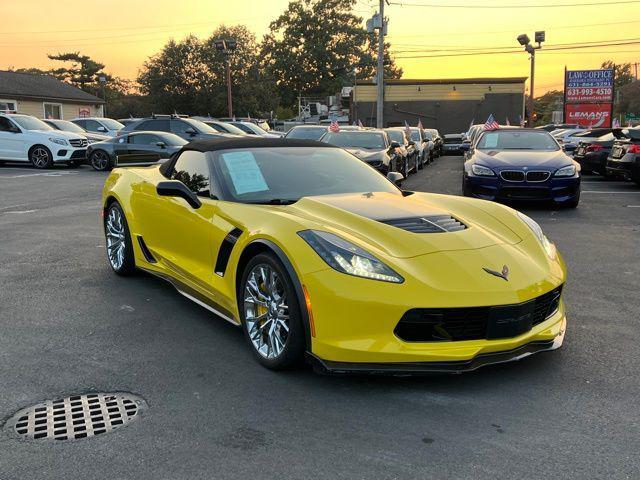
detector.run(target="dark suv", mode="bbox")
[118,115,233,141]
[606,128,640,185]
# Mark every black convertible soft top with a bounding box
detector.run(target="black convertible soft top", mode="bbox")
[184,137,333,152]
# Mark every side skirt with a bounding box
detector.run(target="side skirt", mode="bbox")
[139,266,240,326]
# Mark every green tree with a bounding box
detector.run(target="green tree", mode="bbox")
[261,0,402,107]
[47,52,107,91]
[533,89,564,125]
[138,26,279,117]
[601,61,635,90]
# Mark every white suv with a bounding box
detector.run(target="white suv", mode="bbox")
[0,114,88,168]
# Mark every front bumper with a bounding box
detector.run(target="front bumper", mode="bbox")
[53,147,87,163]
[464,173,580,205]
[308,333,564,375]
[302,244,566,366]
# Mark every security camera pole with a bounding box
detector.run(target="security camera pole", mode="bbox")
[215,39,237,118]
[517,31,545,127]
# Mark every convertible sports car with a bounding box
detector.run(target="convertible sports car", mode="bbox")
[102,138,567,374]
[463,128,581,208]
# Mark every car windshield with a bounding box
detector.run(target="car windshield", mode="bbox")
[231,122,266,135]
[321,132,386,149]
[12,116,52,131]
[184,119,219,134]
[212,147,398,203]
[286,127,327,140]
[52,120,86,133]
[476,130,560,151]
[99,118,125,130]
[208,122,246,136]
[409,130,422,142]
[385,130,405,144]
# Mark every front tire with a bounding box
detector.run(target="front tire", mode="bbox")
[29,145,53,169]
[104,201,136,275]
[239,252,305,370]
[90,150,113,171]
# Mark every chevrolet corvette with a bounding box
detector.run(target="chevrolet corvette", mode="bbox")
[102,137,567,373]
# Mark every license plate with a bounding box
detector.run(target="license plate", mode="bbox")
[486,302,534,339]
[576,147,585,155]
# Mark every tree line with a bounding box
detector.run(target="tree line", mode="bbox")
[11,0,401,119]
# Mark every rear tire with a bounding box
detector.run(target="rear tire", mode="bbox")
[29,145,53,169]
[239,252,305,370]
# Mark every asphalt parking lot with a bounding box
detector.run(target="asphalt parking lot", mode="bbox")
[1,158,639,480]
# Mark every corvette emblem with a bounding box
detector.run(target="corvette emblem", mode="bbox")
[483,265,510,281]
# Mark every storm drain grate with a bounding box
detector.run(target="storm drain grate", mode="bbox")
[5,392,146,441]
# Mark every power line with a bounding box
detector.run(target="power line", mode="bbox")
[390,0,640,8]
[395,40,640,58]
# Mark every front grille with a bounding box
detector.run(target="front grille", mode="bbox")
[381,215,467,233]
[69,149,87,159]
[69,138,88,148]
[394,286,562,342]
[526,171,550,182]
[500,170,525,182]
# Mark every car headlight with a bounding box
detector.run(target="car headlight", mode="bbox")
[49,137,68,146]
[471,164,495,176]
[298,230,404,283]
[517,212,556,259]
[554,165,576,177]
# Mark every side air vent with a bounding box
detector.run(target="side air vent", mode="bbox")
[137,236,157,263]
[381,215,467,233]
[214,228,243,276]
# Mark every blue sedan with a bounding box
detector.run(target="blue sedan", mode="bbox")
[463,128,581,208]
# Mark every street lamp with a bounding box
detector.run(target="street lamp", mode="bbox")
[353,67,358,124]
[214,38,238,118]
[98,75,107,117]
[517,31,545,126]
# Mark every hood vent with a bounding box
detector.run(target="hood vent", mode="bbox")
[381,215,467,233]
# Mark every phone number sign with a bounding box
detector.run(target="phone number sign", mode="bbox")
[565,69,614,102]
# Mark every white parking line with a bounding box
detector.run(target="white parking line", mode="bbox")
[0,171,78,179]
[582,190,640,194]
[2,209,37,215]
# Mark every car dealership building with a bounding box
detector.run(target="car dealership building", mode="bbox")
[0,70,105,120]
[352,77,527,133]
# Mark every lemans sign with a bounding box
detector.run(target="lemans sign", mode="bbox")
[564,68,615,127]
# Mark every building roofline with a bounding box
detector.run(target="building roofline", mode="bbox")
[357,77,528,85]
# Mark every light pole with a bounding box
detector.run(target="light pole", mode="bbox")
[517,31,545,126]
[353,67,358,123]
[98,75,107,117]
[376,0,385,128]
[214,38,237,118]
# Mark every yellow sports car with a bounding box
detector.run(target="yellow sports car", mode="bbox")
[102,137,567,373]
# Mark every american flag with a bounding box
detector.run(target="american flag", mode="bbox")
[357,119,364,128]
[518,115,525,127]
[505,117,511,126]
[404,120,412,137]
[417,119,424,130]
[612,117,621,128]
[483,114,499,131]
[329,119,340,132]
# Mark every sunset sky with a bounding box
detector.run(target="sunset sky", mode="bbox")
[2,0,639,96]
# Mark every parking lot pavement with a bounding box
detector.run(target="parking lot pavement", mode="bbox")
[1,160,639,480]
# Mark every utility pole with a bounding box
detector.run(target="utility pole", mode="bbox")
[376,0,385,128]
[517,31,544,126]
[214,39,237,118]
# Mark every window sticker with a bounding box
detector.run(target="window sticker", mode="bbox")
[221,151,269,195]
[483,132,499,148]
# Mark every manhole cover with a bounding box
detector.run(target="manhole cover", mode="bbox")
[5,392,146,441]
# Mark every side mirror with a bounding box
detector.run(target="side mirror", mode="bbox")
[156,181,201,209]
[460,143,470,151]
[389,141,401,149]
[387,171,404,187]
[97,126,107,132]
[407,140,415,146]
[156,141,166,148]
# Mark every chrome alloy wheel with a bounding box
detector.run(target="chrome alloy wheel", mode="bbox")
[31,147,50,168]
[243,264,290,359]
[105,207,126,270]
[91,150,110,170]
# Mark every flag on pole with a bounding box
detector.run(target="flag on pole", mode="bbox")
[483,114,499,131]
[518,115,525,127]
[329,119,340,133]
[404,120,412,137]
[417,119,424,130]
[357,119,364,128]
[505,117,511,126]
[612,117,620,128]
[469,118,475,130]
